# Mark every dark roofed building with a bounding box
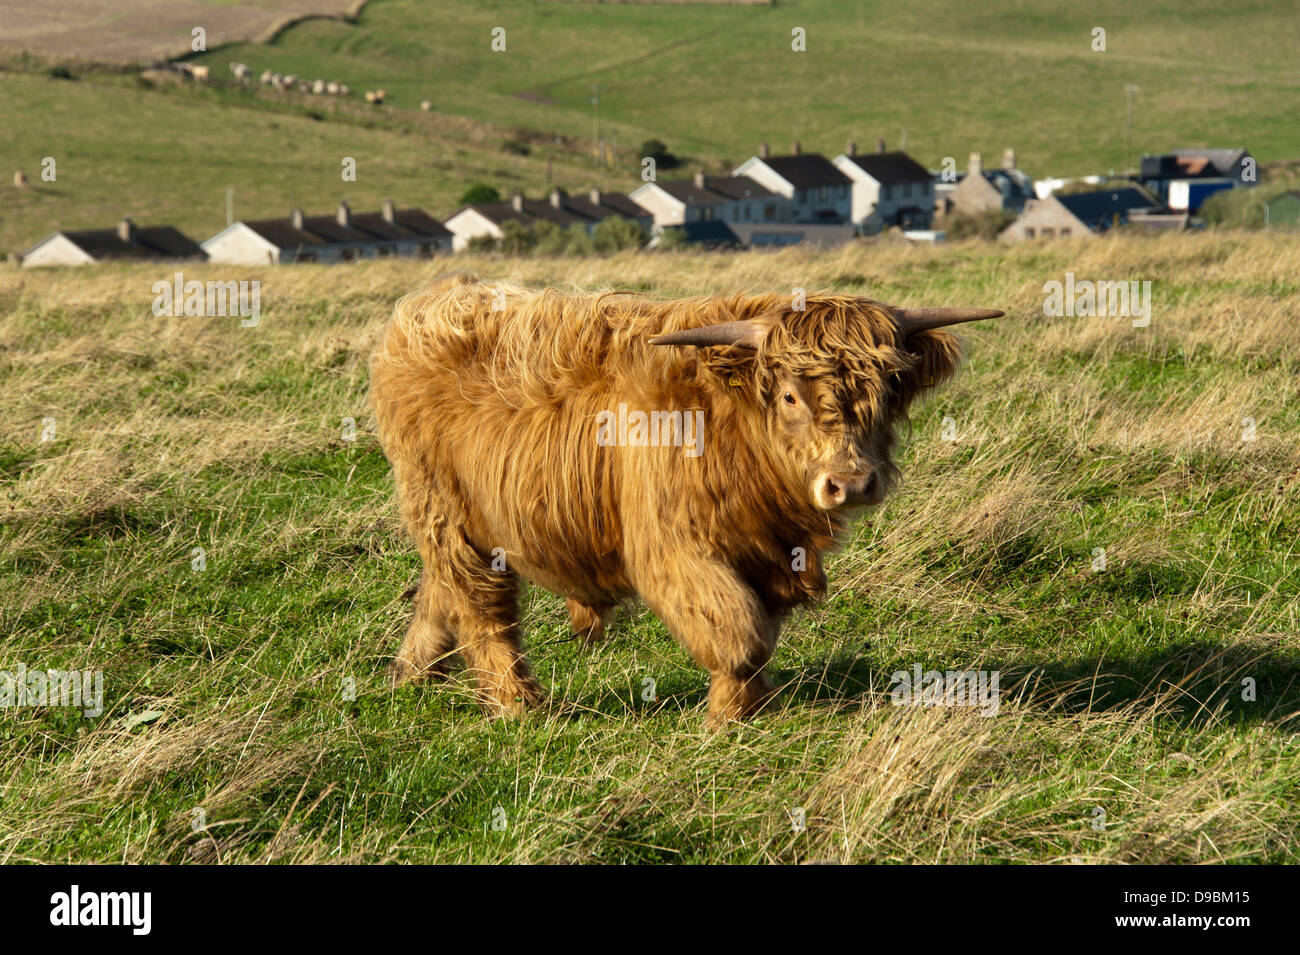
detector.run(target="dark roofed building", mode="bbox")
[22,218,205,267]
[1000,187,1165,242]
[204,200,452,264]
[834,142,935,231]
[733,142,854,222]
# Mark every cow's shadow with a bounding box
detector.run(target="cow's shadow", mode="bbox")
[772,639,1300,731]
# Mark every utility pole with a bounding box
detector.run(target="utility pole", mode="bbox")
[226,188,234,227]
[1124,84,1140,177]
[590,84,600,162]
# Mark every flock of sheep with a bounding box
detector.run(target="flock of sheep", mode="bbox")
[169,61,391,105]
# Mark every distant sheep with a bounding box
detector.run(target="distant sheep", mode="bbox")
[312,79,326,94]
[284,74,299,87]
[420,100,432,111]
[260,69,273,85]
[326,81,340,95]
[230,62,250,83]
[189,64,210,82]
[14,170,28,189]
[338,84,350,96]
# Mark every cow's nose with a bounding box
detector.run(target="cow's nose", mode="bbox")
[815,472,871,509]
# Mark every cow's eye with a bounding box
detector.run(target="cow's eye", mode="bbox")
[783,392,797,406]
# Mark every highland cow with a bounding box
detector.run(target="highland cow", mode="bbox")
[370,273,1002,727]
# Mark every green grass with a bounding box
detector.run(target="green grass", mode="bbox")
[1,233,1298,862]
[4,0,1300,255]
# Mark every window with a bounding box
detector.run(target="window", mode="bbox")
[1061,227,1071,237]
[764,203,776,221]
[377,245,393,257]
[1024,228,1035,238]
[341,248,357,262]
[702,207,713,221]
[419,242,434,258]
[1041,227,1055,238]
[883,185,893,200]
[819,186,828,200]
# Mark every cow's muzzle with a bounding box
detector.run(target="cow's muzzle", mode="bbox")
[813,471,880,510]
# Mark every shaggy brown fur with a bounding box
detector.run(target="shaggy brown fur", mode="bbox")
[370,273,966,727]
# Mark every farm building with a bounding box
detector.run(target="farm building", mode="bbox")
[732,143,853,222]
[21,218,205,268]
[833,141,934,232]
[1140,147,1255,203]
[203,200,452,264]
[937,150,1035,219]
[999,187,1166,242]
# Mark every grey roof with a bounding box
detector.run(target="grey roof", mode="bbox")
[1171,148,1249,177]
[53,225,205,260]
[841,151,932,185]
[759,154,852,189]
[390,208,453,238]
[702,175,776,200]
[242,219,328,249]
[654,180,733,205]
[1056,188,1161,228]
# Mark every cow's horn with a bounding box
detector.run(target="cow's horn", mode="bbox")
[650,321,765,349]
[892,306,1005,335]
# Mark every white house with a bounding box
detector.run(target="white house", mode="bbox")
[731,143,853,222]
[832,143,934,232]
[628,172,784,228]
[22,218,204,267]
[203,200,451,264]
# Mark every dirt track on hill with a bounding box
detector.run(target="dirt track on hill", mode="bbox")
[0,0,366,65]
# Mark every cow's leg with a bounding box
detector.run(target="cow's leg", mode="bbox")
[567,598,613,645]
[449,572,545,716]
[388,571,458,684]
[634,558,779,728]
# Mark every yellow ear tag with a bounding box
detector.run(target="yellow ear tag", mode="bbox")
[728,376,744,387]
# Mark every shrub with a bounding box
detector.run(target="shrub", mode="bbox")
[532,220,569,255]
[459,183,501,206]
[466,234,499,253]
[499,219,536,255]
[592,216,646,252]
[944,210,1016,241]
[654,227,688,251]
[639,138,681,171]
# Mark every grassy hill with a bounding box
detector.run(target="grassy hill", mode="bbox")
[3,0,1299,253]
[198,0,1300,171]
[2,233,1298,862]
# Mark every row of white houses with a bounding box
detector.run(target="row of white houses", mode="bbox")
[19,141,941,266]
[20,141,1253,265]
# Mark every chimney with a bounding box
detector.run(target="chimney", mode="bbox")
[969,151,983,176]
[1001,147,1017,171]
[549,188,564,209]
[336,200,351,227]
[589,189,602,206]
[510,193,524,213]
[693,170,706,189]
[876,137,886,154]
[791,139,801,156]
[381,198,395,223]
[291,208,304,230]
[758,141,770,159]
[845,139,857,157]
[116,217,135,243]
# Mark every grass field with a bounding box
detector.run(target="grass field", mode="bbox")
[4,0,1299,255]
[2,232,1298,863]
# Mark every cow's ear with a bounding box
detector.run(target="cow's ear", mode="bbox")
[894,328,964,405]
